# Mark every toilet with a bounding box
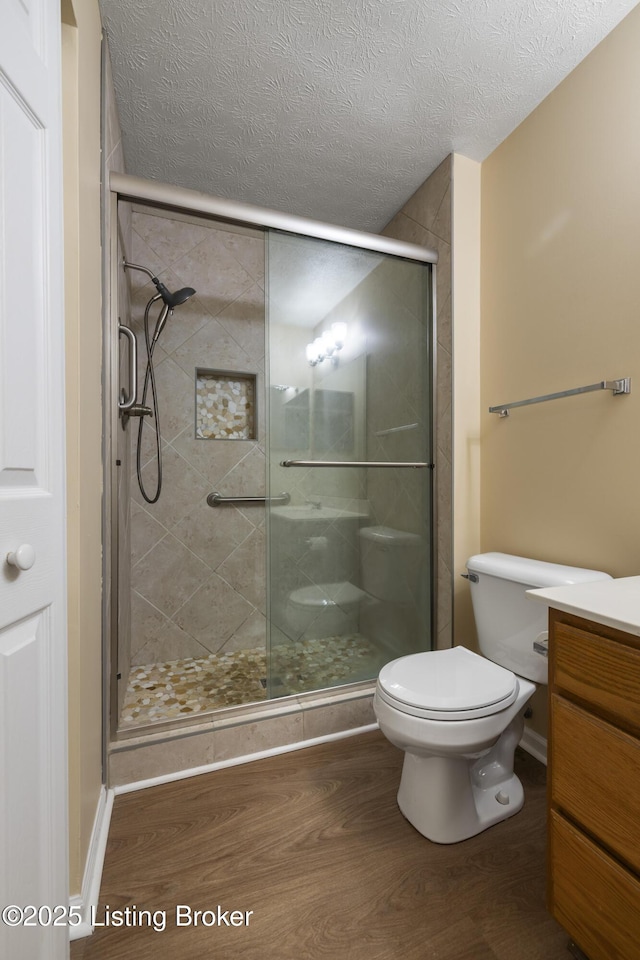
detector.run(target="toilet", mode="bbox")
[285,525,421,642]
[358,526,422,654]
[374,552,612,844]
[286,581,365,639]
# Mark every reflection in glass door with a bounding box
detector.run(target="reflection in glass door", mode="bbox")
[266,229,434,698]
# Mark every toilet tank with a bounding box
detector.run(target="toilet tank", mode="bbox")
[466,552,612,683]
[359,526,422,603]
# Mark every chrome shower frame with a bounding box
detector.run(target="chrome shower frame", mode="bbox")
[104,172,439,743]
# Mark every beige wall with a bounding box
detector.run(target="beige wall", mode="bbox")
[481,5,640,734]
[62,0,104,896]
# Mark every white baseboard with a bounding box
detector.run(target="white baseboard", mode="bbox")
[520,727,547,765]
[113,722,380,795]
[69,785,114,941]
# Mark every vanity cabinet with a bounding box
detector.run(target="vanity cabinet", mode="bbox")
[548,607,640,959]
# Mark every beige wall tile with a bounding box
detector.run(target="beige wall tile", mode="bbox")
[216,282,265,362]
[401,155,451,236]
[172,497,255,571]
[174,574,255,651]
[218,232,265,285]
[109,730,216,786]
[130,590,172,661]
[214,712,304,762]
[302,696,375,740]
[172,230,255,317]
[130,500,167,565]
[132,213,214,269]
[133,534,211,618]
[148,357,195,442]
[218,609,266,654]
[216,526,266,612]
[172,315,253,379]
[131,619,210,667]
[133,445,205,529]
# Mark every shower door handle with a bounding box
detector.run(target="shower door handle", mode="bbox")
[118,323,138,413]
[280,460,434,469]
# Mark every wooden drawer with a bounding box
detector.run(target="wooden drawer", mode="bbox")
[552,618,640,733]
[551,694,640,874]
[550,810,640,960]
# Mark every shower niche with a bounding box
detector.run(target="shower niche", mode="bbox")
[196,369,257,440]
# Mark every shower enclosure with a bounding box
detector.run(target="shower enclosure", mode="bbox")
[108,174,436,738]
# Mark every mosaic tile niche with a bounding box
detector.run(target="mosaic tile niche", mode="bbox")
[196,370,256,440]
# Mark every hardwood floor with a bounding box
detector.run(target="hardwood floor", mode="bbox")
[71,731,570,960]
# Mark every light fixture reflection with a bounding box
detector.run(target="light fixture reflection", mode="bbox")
[306,322,348,366]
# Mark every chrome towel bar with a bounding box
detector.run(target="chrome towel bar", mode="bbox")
[207,491,291,507]
[280,460,434,469]
[489,377,631,417]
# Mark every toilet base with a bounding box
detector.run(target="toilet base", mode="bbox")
[396,714,526,844]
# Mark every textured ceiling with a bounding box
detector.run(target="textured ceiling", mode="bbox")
[100,0,639,232]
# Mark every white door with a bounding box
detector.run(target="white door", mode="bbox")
[0,1,68,958]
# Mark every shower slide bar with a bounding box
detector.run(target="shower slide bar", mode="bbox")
[489,377,631,418]
[207,491,291,507]
[281,460,434,468]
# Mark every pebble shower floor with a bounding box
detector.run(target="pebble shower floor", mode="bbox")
[120,634,386,727]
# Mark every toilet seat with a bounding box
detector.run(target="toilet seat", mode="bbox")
[288,582,365,608]
[377,646,518,721]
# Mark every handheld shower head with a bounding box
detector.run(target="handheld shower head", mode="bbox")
[122,261,196,309]
[153,281,196,309]
[150,286,196,344]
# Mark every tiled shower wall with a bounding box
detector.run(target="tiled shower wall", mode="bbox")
[124,209,267,672]
[381,156,453,649]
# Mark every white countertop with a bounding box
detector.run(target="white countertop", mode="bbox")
[527,576,640,637]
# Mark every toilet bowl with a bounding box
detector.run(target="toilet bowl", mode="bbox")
[285,581,365,639]
[375,646,535,843]
[374,552,612,844]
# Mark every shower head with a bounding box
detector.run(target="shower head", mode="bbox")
[122,261,196,309]
[153,280,196,309]
[150,285,196,344]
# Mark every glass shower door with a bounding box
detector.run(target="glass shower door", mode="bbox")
[266,229,433,698]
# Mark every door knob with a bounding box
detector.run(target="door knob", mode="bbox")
[6,544,36,570]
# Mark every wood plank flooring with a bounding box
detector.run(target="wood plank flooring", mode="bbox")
[71,731,570,960]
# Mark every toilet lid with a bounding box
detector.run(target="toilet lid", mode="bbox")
[289,582,365,608]
[378,646,517,716]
